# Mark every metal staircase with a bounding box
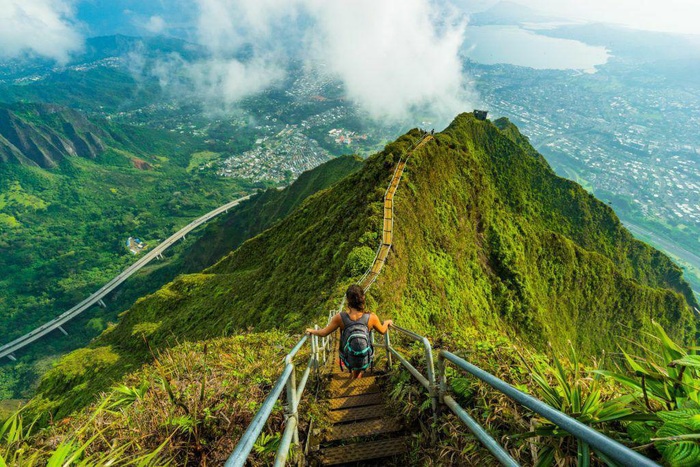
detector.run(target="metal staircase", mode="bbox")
[310,335,409,465]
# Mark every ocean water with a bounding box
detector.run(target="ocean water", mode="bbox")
[464,25,610,72]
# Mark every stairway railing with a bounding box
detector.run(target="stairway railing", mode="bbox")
[224,328,331,467]
[379,325,660,467]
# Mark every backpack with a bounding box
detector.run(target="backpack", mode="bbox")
[339,312,374,372]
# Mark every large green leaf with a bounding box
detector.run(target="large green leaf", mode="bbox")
[656,421,700,467]
[627,422,654,444]
[658,409,700,431]
[672,355,700,370]
[659,440,700,467]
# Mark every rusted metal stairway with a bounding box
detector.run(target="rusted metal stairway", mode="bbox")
[311,339,410,465]
[358,134,433,291]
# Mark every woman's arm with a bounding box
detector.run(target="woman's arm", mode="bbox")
[368,313,393,335]
[306,313,342,337]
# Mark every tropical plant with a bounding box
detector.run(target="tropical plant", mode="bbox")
[595,321,700,466]
[0,402,169,466]
[515,344,636,466]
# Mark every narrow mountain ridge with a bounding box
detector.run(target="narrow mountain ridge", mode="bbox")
[24,113,697,423]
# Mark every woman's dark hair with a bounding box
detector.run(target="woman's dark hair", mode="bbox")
[346,284,366,311]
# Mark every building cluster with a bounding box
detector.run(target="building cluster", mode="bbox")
[327,128,367,145]
[476,62,700,229]
[218,125,331,182]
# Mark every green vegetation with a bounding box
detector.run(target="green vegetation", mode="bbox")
[6,113,697,465]
[389,318,700,466]
[0,103,261,399]
[0,149,360,402]
[0,332,301,466]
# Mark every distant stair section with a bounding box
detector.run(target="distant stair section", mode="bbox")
[308,134,435,465]
[358,134,433,291]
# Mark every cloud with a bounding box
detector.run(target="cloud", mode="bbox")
[152,0,475,122]
[305,0,473,122]
[150,53,285,111]
[144,15,167,34]
[0,0,83,63]
[145,0,297,111]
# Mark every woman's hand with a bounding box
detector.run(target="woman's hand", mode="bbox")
[305,328,316,335]
[384,319,393,327]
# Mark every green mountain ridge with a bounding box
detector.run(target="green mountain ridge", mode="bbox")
[23,112,697,424]
[0,103,110,168]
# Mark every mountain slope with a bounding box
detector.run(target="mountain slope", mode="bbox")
[25,113,697,423]
[0,155,360,402]
[0,104,258,365]
[0,104,108,168]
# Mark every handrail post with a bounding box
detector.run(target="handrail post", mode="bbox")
[421,337,438,429]
[313,326,320,371]
[385,329,393,370]
[284,356,300,458]
[437,352,447,405]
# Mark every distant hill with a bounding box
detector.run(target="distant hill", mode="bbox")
[26,113,697,423]
[538,23,700,64]
[0,102,257,381]
[0,103,109,168]
[0,35,204,113]
[470,1,564,26]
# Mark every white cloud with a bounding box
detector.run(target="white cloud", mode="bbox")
[151,53,285,111]
[162,0,475,122]
[145,15,167,34]
[305,0,473,121]
[146,0,298,110]
[0,0,83,63]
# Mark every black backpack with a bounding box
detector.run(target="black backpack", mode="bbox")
[339,313,374,372]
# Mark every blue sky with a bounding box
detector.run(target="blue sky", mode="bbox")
[75,0,195,38]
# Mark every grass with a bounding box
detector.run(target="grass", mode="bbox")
[1,332,314,466]
[186,151,221,172]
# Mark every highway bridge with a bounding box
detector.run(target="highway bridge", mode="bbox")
[0,193,253,361]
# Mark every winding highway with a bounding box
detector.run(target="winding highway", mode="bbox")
[0,194,253,361]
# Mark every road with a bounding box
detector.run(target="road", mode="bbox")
[622,221,700,271]
[622,220,700,302]
[0,194,253,361]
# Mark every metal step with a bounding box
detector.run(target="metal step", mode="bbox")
[328,393,383,410]
[330,383,381,398]
[330,375,378,390]
[324,417,402,442]
[319,436,410,465]
[329,404,385,423]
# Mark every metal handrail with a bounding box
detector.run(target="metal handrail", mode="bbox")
[381,326,659,466]
[438,350,659,467]
[225,331,330,467]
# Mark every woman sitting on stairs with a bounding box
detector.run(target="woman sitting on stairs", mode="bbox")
[306,285,392,379]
